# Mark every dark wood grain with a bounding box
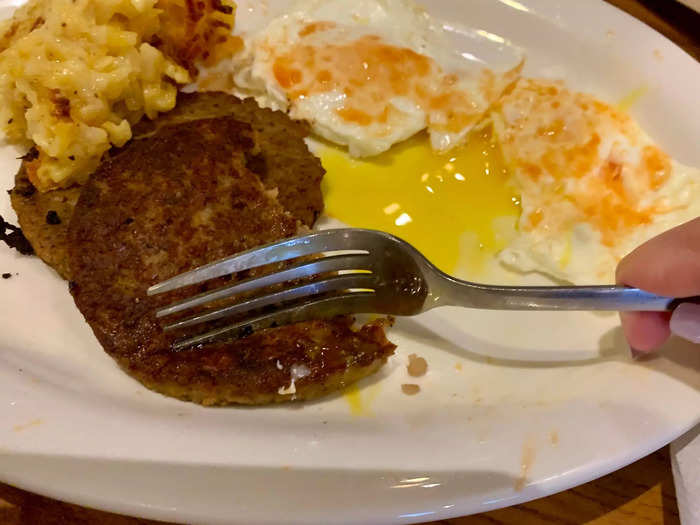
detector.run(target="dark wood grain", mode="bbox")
[605,0,700,59]
[0,1,697,524]
[436,447,679,525]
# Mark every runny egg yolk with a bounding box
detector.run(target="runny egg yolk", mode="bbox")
[321,128,521,275]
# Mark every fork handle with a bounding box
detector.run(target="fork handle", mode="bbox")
[438,279,694,311]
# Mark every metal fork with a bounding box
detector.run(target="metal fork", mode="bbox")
[148,228,691,350]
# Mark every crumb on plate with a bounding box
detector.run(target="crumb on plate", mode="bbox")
[407,353,428,377]
[401,384,420,396]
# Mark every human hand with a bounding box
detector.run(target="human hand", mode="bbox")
[616,217,700,356]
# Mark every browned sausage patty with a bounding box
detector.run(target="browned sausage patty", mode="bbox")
[11,92,324,279]
[68,118,394,405]
[9,149,80,280]
[132,91,324,227]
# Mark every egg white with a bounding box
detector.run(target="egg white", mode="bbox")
[228,0,521,156]
[493,79,700,285]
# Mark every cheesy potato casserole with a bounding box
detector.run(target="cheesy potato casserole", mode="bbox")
[0,0,237,191]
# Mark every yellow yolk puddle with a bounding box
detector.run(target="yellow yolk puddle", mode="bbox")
[321,129,520,275]
[343,384,364,415]
[343,381,383,416]
[617,86,647,112]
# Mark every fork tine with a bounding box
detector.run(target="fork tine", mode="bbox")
[171,292,377,351]
[163,273,375,332]
[148,229,370,296]
[156,253,372,318]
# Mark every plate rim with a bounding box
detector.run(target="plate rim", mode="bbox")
[0,0,699,523]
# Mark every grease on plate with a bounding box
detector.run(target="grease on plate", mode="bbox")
[515,440,536,491]
[617,86,647,112]
[550,430,559,446]
[12,418,43,432]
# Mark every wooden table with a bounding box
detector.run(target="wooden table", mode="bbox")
[0,1,697,524]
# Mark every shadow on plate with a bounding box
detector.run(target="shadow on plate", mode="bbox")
[394,315,628,369]
[634,336,700,392]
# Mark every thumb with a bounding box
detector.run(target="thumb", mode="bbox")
[616,217,700,352]
[616,217,700,297]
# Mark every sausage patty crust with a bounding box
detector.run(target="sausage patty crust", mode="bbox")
[68,117,394,405]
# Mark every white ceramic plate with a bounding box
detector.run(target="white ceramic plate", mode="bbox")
[1,1,699,524]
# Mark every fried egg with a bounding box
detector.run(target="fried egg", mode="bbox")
[493,79,700,284]
[229,0,521,156]
[203,1,700,287]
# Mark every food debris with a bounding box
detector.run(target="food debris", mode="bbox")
[45,210,61,224]
[515,441,536,491]
[401,384,420,395]
[455,362,463,371]
[407,353,427,377]
[550,430,559,446]
[0,214,34,255]
[12,418,43,432]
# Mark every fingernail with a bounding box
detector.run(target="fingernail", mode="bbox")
[670,303,700,344]
[630,347,646,359]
